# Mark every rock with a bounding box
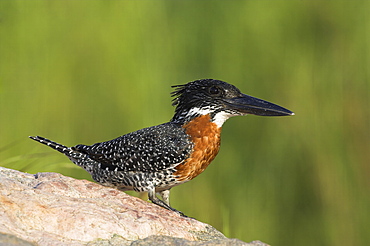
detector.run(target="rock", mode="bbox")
[130,235,267,245]
[0,167,268,246]
[0,233,36,246]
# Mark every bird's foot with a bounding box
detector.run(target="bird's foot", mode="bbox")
[150,197,189,217]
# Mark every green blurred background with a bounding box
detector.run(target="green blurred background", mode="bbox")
[1,1,369,245]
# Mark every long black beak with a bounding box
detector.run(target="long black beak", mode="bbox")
[223,94,294,116]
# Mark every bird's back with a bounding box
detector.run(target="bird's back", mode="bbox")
[69,122,198,191]
[74,122,193,172]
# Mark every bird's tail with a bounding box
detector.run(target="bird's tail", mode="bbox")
[29,136,95,173]
[29,136,71,155]
[29,135,87,161]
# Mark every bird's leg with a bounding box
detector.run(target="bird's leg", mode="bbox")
[148,188,186,217]
[158,189,170,206]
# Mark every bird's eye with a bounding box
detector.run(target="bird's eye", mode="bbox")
[209,86,221,95]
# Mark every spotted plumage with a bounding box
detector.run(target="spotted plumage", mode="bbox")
[30,79,293,216]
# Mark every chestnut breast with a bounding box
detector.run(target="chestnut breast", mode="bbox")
[173,114,221,181]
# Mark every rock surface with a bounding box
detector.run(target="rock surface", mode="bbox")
[0,167,268,246]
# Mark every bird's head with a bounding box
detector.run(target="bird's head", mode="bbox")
[170,79,294,127]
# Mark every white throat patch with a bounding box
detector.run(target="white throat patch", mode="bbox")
[212,111,237,127]
[187,107,237,128]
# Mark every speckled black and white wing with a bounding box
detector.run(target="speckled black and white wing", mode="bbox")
[73,122,193,172]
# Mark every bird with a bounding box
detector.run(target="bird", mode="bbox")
[30,79,294,216]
